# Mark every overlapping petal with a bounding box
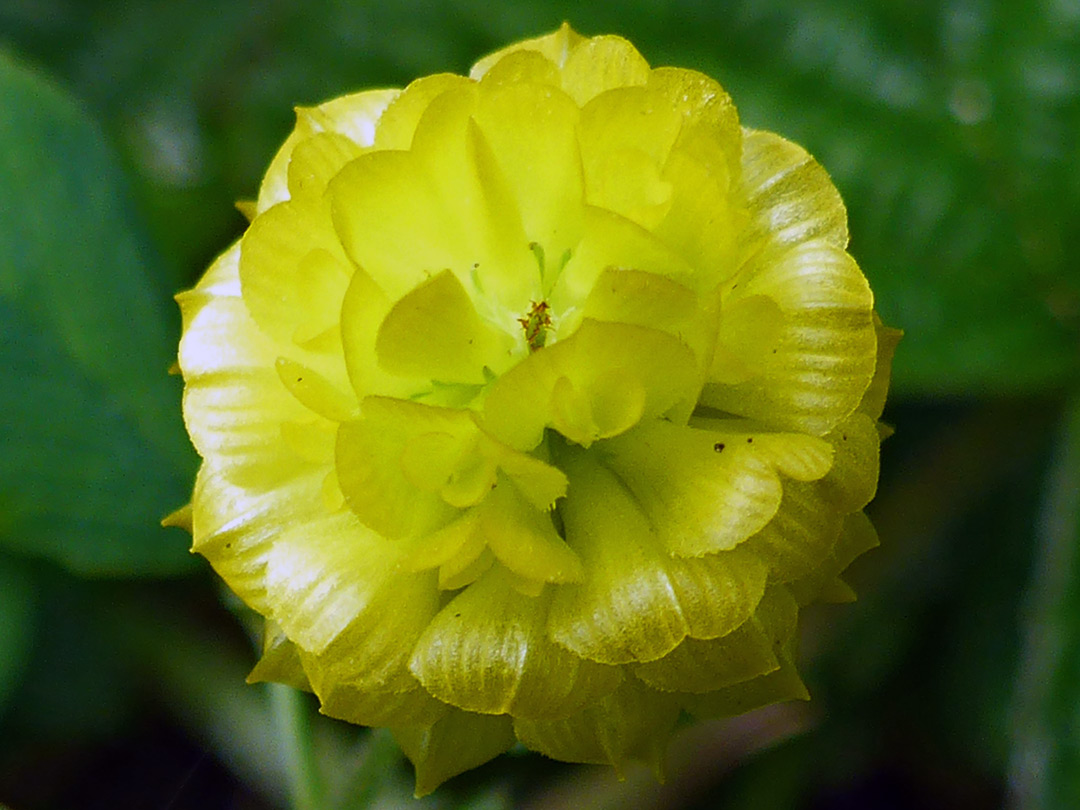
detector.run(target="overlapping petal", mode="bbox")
[176,24,895,794]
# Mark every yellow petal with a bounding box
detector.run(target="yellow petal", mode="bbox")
[739,128,849,256]
[439,545,494,590]
[247,620,312,692]
[709,294,785,384]
[648,67,742,185]
[547,449,686,663]
[788,510,879,605]
[477,48,561,88]
[275,357,357,423]
[859,313,903,420]
[239,197,353,347]
[410,568,619,718]
[409,85,536,316]
[480,480,583,585]
[393,709,516,797]
[819,413,881,512]
[680,651,810,719]
[634,585,797,693]
[375,269,513,384]
[583,266,700,337]
[560,35,650,106]
[741,479,845,584]
[599,419,833,557]
[256,88,400,213]
[372,73,473,150]
[314,680,447,728]
[579,86,682,228]
[473,78,584,262]
[335,399,469,538]
[701,239,877,435]
[279,418,337,465]
[482,319,699,451]
[338,261,415,400]
[329,149,469,300]
[263,510,433,656]
[680,590,809,718]
[547,448,769,664]
[513,677,680,775]
[178,246,321,484]
[652,141,742,284]
[469,22,586,79]
[189,464,328,614]
[286,131,364,201]
[665,546,770,640]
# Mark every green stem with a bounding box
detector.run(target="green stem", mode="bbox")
[270,682,326,810]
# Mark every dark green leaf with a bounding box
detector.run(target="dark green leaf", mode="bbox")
[0,49,197,576]
[0,552,36,716]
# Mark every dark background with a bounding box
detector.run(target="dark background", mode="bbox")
[1,1,1078,808]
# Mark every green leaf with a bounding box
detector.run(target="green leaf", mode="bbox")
[0,49,197,576]
[1010,394,1080,809]
[0,552,36,715]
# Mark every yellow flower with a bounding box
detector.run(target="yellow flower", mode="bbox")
[174,24,899,794]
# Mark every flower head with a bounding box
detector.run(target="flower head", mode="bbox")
[176,24,898,794]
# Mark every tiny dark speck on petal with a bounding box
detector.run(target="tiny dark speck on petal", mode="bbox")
[714,442,725,452]
[454,613,462,618]
[746,437,753,443]
[297,377,303,382]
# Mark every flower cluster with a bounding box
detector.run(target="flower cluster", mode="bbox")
[174,25,898,794]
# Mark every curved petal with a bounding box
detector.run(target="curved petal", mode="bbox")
[313,680,447,728]
[859,313,903,420]
[469,22,586,79]
[549,210,699,345]
[393,710,516,797]
[548,449,769,663]
[256,88,400,213]
[247,620,311,692]
[598,419,833,557]
[329,149,470,300]
[409,568,620,719]
[480,479,582,584]
[739,128,849,256]
[679,588,809,718]
[375,269,514,384]
[285,131,364,201]
[191,463,339,614]
[372,73,474,151]
[648,67,742,185]
[578,85,682,228]
[263,509,433,657]
[788,510,880,605]
[560,35,650,106]
[240,196,353,347]
[701,239,877,435]
[335,399,470,538]
[409,85,536,316]
[634,585,797,693]
[178,246,334,485]
[736,416,879,586]
[482,319,699,451]
[513,677,679,776]
[473,78,584,260]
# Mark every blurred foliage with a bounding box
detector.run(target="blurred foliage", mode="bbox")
[0,0,1078,808]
